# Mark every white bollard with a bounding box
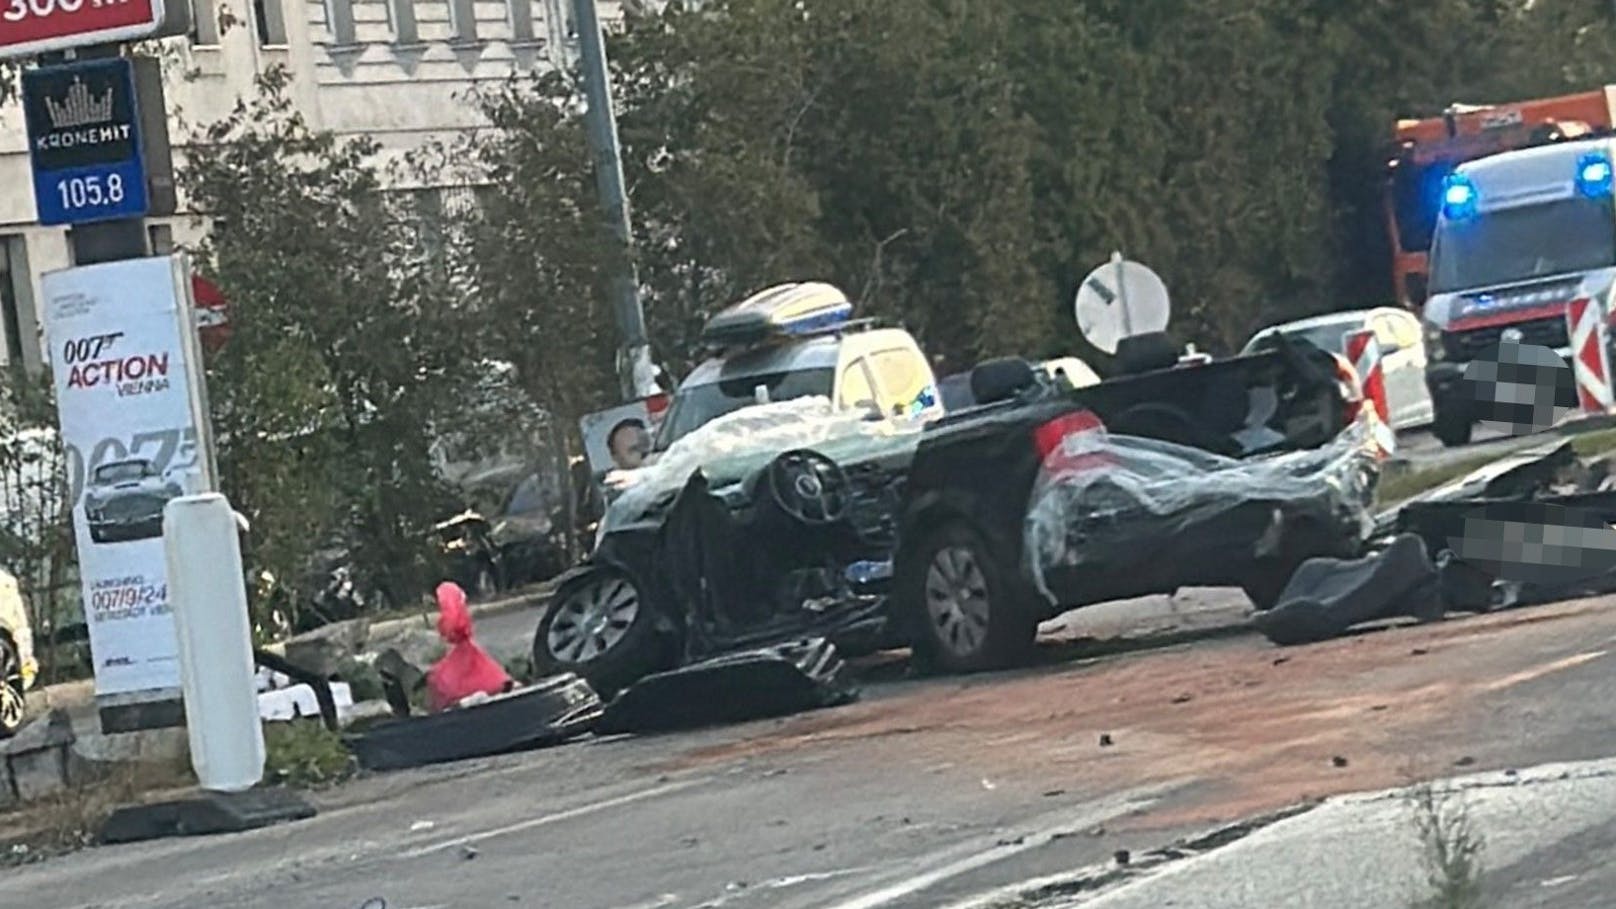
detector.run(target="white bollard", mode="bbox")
[163,493,265,792]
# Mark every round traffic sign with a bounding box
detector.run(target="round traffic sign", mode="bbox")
[1074,255,1171,355]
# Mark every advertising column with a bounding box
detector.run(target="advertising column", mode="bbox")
[42,255,208,699]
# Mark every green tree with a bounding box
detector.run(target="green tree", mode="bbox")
[180,66,479,627]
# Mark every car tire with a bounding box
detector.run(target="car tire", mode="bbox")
[1432,403,1473,448]
[533,569,669,697]
[898,522,1038,674]
[0,635,26,739]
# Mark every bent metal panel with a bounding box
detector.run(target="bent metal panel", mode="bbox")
[42,256,203,696]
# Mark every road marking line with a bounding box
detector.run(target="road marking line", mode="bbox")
[817,796,1157,909]
[399,779,703,859]
[1481,650,1607,692]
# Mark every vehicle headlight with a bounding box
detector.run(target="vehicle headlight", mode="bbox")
[1423,323,1446,361]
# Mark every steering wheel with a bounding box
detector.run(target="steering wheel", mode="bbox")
[767,449,852,525]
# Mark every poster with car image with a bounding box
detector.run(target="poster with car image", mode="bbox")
[579,394,670,477]
[42,256,205,697]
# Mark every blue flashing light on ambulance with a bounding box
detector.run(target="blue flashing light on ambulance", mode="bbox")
[1421,138,1616,446]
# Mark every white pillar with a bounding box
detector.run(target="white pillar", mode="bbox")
[163,493,264,792]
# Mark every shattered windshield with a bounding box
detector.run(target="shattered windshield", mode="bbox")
[1431,196,1616,293]
[655,367,835,451]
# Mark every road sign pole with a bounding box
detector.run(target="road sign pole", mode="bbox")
[570,0,654,402]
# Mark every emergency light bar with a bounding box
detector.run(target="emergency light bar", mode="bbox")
[1441,173,1479,220]
[1576,152,1614,198]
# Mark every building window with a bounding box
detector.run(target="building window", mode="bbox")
[388,0,419,43]
[448,0,479,43]
[0,239,25,369]
[254,0,289,45]
[509,0,535,42]
[324,0,357,44]
[190,0,221,45]
[148,224,175,257]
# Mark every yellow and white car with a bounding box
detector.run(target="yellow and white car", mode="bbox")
[0,567,36,737]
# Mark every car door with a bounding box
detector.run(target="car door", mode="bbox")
[836,356,879,417]
[866,347,937,418]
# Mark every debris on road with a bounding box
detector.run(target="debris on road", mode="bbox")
[426,582,513,713]
[346,673,602,772]
[1253,534,1439,646]
[595,638,857,736]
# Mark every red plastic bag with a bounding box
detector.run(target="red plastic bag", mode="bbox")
[426,582,513,712]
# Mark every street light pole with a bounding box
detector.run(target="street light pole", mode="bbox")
[570,0,654,401]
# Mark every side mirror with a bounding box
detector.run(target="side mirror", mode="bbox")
[855,399,883,421]
[1379,337,1404,354]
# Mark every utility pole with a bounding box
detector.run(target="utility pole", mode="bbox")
[570,0,655,401]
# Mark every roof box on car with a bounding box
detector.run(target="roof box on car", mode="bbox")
[701,282,855,350]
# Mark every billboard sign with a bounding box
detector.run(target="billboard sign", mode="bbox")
[21,58,149,226]
[0,0,167,60]
[579,394,669,477]
[41,255,210,697]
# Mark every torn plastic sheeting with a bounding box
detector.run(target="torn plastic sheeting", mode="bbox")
[1023,423,1378,603]
[602,397,923,533]
[346,673,603,772]
[594,638,858,735]
[1253,533,1440,646]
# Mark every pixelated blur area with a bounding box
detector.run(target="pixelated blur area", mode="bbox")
[1459,342,1575,435]
[1451,501,1616,588]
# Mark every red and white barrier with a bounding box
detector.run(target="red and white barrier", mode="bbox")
[1567,296,1616,415]
[1343,329,1396,458]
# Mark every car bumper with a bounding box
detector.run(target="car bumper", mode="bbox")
[1427,347,1580,408]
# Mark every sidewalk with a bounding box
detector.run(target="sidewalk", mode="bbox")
[1011,758,1616,908]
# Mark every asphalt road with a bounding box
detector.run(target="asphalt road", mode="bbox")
[12,590,1616,909]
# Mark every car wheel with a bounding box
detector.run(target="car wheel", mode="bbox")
[534,569,669,696]
[0,636,26,739]
[899,522,1037,673]
[1432,402,1473,448]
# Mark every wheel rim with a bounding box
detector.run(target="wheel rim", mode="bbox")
[925,546,991,657]
[0,643,23,732]
[547,576,639,664]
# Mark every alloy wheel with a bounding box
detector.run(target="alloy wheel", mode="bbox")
[547,576,639,664]
[925,546,991,657]
[0,641,24,734]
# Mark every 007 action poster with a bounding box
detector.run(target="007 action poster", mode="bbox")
[42,256,203,696]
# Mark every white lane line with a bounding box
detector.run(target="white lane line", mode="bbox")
[817,795,1158,909]
[400,779,705,859]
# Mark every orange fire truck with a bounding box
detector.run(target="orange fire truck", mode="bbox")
[1386,87,1616,309]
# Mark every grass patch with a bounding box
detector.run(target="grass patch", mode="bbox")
[1378,427,1616,508]
[263,720,355,789]
[1408,782,1486,908]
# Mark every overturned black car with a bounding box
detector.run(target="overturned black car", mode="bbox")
[534,356,1377,694]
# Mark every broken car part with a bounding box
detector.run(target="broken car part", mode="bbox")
[595,637,857,735]
[1252,534,1440,646]
[346,673,602,772]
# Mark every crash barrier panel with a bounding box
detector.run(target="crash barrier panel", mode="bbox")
[1342,329,1396,459]
[1567,296,1616,415]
